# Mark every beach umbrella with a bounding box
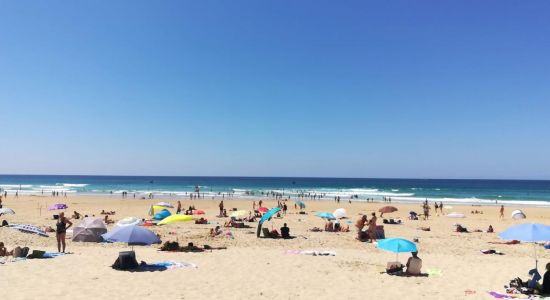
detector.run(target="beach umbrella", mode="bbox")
[72,217,107,242]
[315,212,336,220]
[8,224,48,237]
[446,212,465,218]
[156,202,174,208]
[101,225,160,245]
[377,237,417,262]
[192,210,205,215]
[48,203,68,211]
[499,223,550,268]
[157,214,193,225]
[295,200,306,209]
[258,207,269,213]
[333,208,347,219]
[0,208,15,216]
[116,217,142,227]
[511,210,526,220]
[379,206,398,214]
[257,207,281,237]
[230,210,248,219]
[153,209,171,220]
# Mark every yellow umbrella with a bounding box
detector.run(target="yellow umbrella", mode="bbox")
[157,214,193,225]
[230,210,248,218]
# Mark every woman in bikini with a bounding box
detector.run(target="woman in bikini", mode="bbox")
[56,212,73,253]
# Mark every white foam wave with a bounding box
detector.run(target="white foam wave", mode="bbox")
[62,183,89,187]
[0,184,33,189]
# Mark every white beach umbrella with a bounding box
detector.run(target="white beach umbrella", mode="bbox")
[0,208,15,216]
[333,208,347,219]
[511,210,526,220]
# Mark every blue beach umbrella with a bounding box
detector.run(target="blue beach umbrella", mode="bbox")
[377,238,417,262]
[315,212,336,220]
[499,223,550,268]
[257,207,281,237]
[101,225,161,246]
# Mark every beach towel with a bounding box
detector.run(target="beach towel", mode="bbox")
[487,291,544,299]
[120,261,197,272]
[286,250,336,256]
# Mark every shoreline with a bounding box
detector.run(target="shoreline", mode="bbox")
[10,192,550,208]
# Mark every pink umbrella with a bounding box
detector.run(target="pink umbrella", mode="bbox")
[48,203,68,211]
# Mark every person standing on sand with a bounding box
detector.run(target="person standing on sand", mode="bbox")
[56,212,72,253]
[500,205,504,219]
[253,201,256,210]
[439,202,444,214]
[259,200,263,208]
[368,212,377,242]
[219,200,224,216]
[177,201,182,214]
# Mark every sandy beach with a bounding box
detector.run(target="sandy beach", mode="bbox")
[0,195,548,300]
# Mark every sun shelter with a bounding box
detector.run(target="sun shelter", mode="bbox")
[72,217,107,242]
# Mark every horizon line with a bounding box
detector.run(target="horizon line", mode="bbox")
[0,173,549,182]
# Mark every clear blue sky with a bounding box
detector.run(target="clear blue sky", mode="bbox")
[0,1,549,179]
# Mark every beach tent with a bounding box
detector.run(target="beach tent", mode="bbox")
[153,209,171,220]
[0,208,15,216]
[72,217,107,242]
[148,205,169,216]
[446,212,465,218]
[102,225,160,245]
[511,210,526,220]
[333,208,347,219]
[157,214,193,225]
[256,207,281,237]
[116,217,142,227]
[295,200,306,209]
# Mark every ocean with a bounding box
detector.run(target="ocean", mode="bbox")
[1,175,550,206]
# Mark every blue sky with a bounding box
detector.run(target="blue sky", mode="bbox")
[0,1,549,179]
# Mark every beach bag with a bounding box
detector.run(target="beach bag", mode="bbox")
[112,251,138,270]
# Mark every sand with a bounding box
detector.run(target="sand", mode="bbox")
[1,195,549,300]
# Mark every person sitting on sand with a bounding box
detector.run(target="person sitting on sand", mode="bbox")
[104,215,114,224]
[72,211,81,219]
[0,242,13,257]
[456,224,468,233]
[210,226,223,237]
[325,220,334,232]
[406,251,422,275]
[224,219,236,227]
[487,225,494,233]
[281,223,290,239]
[540,263,550,295]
